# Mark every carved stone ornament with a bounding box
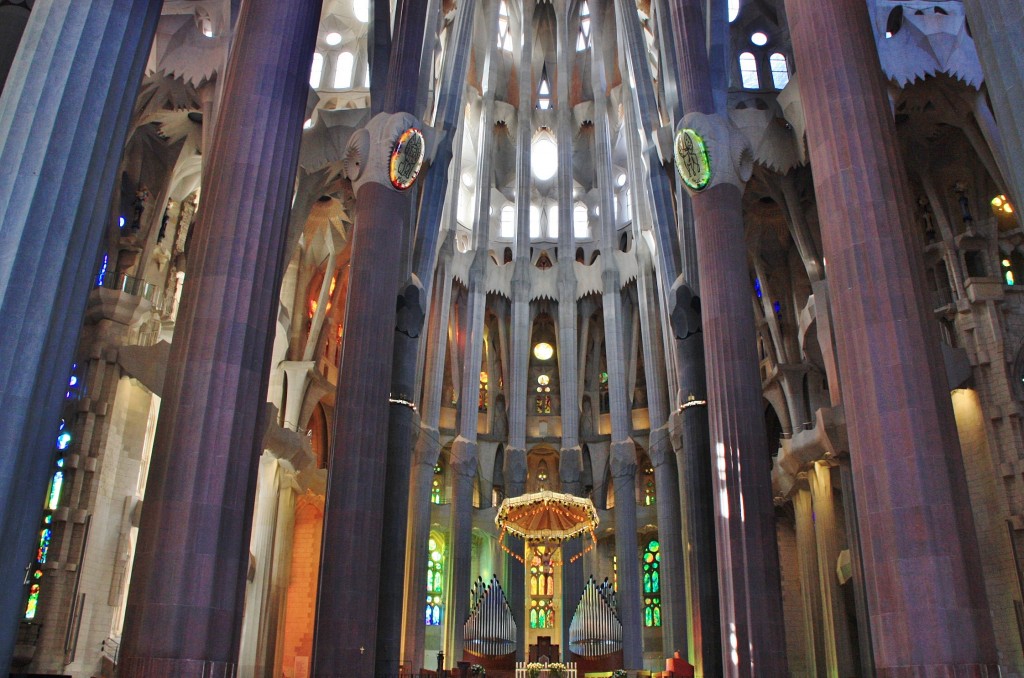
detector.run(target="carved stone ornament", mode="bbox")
[342,111,425,193]
[676,112,754,194]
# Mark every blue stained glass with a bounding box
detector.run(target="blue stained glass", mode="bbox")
[773,301,782,315]
[56,431,72,450]
[754,278,762,298]
[96,253,109,287]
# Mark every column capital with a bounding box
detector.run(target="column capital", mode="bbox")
[413,426,442,468]
[343,111,433,194]
[674,112,753,194]
[647,426,673,468]
[449,436,479,478]
[610,438,638,478]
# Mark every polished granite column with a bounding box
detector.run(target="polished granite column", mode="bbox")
[666,0,788,673]
[118,1,321,675]
[785,0,998,672]
[0,0,160,669]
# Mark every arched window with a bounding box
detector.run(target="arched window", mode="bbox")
[642,539,661,626]
[426,534,445,625]
[576,1,592,51]
[739,52,759,89]
[529,545,555,628]
[500,205,516,239]
[310,52,324,88]
[353,0,369,23]
[729,0,740,22]
[498,1,513,52]
[547,204,559,239]
[574,203,589,239]
[334,52,355,89]
[532,137,558,181]
[769,53,790,89]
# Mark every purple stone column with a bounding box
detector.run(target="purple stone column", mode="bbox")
[117,1,321,675]
[784,0,998,673]
[665,1,788,673]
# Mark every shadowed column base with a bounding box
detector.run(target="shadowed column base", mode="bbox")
[876,664,1000,678]
[118,657,235,678]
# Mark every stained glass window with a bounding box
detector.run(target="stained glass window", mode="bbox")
[529,545,555,628]
[642,539,661,627]
[310,52,324,89]
[426,535,444,625]
[500,205,516,239]
[642,465,656,506]
[335,52,355,89]
[431,463,445,504]
[574,203,589,239]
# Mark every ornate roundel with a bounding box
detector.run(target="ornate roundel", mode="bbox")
[674,128,712,191]
[389,127,426,190]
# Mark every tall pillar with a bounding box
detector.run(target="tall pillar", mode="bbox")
[118,1,321,675]
[312,113,422,677]
[0,1,161,668]
[960,0,1024,212]
[665,0,788,672]
[784,0,998,672]
[793,485,826,677]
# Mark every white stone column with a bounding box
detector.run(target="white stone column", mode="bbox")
[793,484,826,676]
[809,461,856,677]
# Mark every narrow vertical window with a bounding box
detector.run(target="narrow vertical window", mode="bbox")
[498,1,513,52]
[310,52,324,88]
[530,205,542,239]
[739,52,759,89]
[500,205,516,239]
[537,66,552,110]
[547,204,559,239]
[729,0,740,22]
[426,535,444,625]
[334,52,355,89]
[642,539,661,626]
[574,203,589,239]
[577,1,592,51]
[769,53,790,89]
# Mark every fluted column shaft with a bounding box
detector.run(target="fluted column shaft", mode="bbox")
[961,0,1024,211]
[785,0,998,672]
[0,1,160,668]
[808,462,856,677]
[793,486,826,677]
[119,2,320,675]
[403,254,454,669]
[664,0,788,672]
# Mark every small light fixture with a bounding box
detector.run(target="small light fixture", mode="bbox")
[533,342,554,361]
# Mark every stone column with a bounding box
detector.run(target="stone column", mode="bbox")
[403,253,454,669]
[665,0,788,672]
[807,462,855,675]
[784,0,998,672]
[0,1,161,668]
[238,454,281,678]
[312,112,423,677]
[960,0,1024,211]
[118,1,320,675]
[793,484,826,677]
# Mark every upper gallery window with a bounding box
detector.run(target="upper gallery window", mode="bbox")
[498,1,514,52]
[576,1,592,51]
[334,52,355,89]
[769,53,790,89]
[532,137,558,181]
[739,52,759,89]
[310,52,325,88]
[500,205,516,239]
[574,202,590,239]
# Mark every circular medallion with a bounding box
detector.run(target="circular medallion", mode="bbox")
[674,128,712,191]
[389,127,425,190]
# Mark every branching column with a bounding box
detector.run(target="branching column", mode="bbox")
[0,1,161,668]
[784,0,998,672]
[119,1,321,675]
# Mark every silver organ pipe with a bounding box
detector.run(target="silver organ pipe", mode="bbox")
[463,574,516,656]
[569,576,623,657]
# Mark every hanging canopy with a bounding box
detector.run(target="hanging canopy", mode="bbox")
[495,491,599,563]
